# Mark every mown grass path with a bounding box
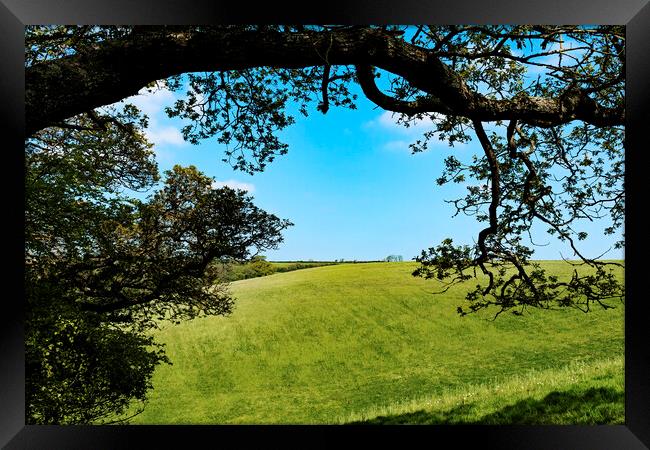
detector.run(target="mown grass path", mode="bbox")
[129,261,624,424]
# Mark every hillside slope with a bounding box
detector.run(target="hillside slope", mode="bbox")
[129,262,624,424]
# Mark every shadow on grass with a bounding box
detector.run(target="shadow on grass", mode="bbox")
[351,387,624,425]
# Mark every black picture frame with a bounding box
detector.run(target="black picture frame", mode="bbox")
[2,1,648,448]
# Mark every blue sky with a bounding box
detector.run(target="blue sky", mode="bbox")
[123,78,624,262]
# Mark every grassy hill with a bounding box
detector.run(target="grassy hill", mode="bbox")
[128,261,624,424]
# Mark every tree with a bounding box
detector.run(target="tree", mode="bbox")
[25,98,292,422]
[25,25,624,420]
[212,255,276,281]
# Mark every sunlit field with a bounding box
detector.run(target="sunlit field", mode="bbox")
[128,261,624,424]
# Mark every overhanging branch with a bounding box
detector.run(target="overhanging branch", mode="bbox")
[26,27,625,136]
[355,64,451,115]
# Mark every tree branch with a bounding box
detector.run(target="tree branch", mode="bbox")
[317,64,331,114]
[355,64,450,115]
[471,119,500,294]
[26,27,625,136]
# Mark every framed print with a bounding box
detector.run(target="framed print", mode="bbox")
[3,0,649,448]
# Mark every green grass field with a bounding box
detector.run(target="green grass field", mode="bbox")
[127,261,624,425]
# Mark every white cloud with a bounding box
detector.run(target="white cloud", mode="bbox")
[366,111,466,151]
[365,110,444,135]
[122,87,188,149]
[383,140,412,152]
[212,179,255,192]
[144,126,186,147]
[127,86,177,118]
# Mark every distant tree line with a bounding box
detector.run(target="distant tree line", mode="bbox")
[210,256,338,282]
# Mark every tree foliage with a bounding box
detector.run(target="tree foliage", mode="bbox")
[25,25,625,421]
[25,81,291,422]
